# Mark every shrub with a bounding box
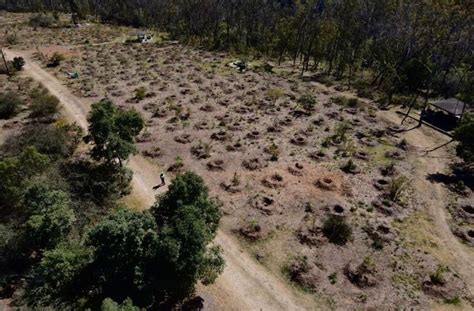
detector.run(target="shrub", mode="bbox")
[453,113,474,166]
[4,123,83,160]
[430,265,448,286]
[47,53,65,68]
[12,57,25,71]
[322,215,352,245]
[6,33,18,45]
[29,13,55,28]
[267,142,280,161]
[266,88,283,103]
[0,92,22,119]
[0,146,50,209]
[101,298,140,311]
[332,95,360,108]
[26,242,93,305]
[341,159,357,173]
[444,296,461,305]
[388,176,409,202]
[22,184,76,250]
[30,91,60,119]
[298,94,317,112]
[135,87,146,101]
[64,160,132,204]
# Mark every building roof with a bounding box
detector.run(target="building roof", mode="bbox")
[430,98,465,116]
[129,31,152,36]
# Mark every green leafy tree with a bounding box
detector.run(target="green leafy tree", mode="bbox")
[86,208,158,306]
[22,184,76,250]
[454,113,474,167]
[65,159,133,204]
[101,298,141,311]
[151,172,224,303]
[85,99,144,165]
[27,242,93,306]
[0,146,49,208]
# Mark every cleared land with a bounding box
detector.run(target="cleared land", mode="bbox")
[1,11,473,310]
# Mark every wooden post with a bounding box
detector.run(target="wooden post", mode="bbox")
[0,49,11,76]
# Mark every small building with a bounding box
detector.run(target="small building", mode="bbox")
[421,98,467,131]
[129,31,153,43]
[430,98,466,119]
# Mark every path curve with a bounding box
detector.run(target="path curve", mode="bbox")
[380,111,474,296]
[4,49,308,311]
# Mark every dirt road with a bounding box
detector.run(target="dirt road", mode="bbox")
[4,49,309,311]
[380,112,474,297]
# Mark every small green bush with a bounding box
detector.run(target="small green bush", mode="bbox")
[444,296,461,305]
[47,53,65,68]
[6,33,18,45]
[12,57,25,71]
[0,92,22,119]
[454,113,474,166]
[29,14,55,28]
[29,88,60,119]
[430,265,448,286]
[4,123,83,160]
[322,215,352,245]
[298,94,317,112]
[135,87,146,101]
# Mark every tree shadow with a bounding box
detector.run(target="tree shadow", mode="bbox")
[427,168,474,193]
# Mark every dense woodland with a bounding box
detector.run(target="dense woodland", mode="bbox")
[0,88,224,309]
[2,1,473,104]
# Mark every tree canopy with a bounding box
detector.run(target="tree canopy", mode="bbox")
[454,113,474,167]
[85,99,144,165]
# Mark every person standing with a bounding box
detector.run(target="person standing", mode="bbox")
[160,172,166,186]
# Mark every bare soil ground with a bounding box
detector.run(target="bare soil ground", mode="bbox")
[2,11,473,310]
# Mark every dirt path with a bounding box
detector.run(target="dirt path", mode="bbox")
[4,49,309,311]
[316,81,474,297]
[379,112,474,297]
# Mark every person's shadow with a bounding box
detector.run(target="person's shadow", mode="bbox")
[153,182,165,190]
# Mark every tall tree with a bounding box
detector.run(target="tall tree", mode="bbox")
[85,99,144,166]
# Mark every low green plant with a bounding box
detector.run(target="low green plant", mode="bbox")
[47,53,65,68]
[12,57,25,71]
[266,88,284,104]
[322,215,352,245]
[328,272,338,284]
[388,176,409,202]
[135,86,146,101]
[268,142,280,161]
[6,33,18,45]
[341,159,357,173]
[29,90,60,119]
[29,13,55,28]
[0,92,22,119]
[430,265,448,286]
[444,296,461,305]
[297,94,317,112]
